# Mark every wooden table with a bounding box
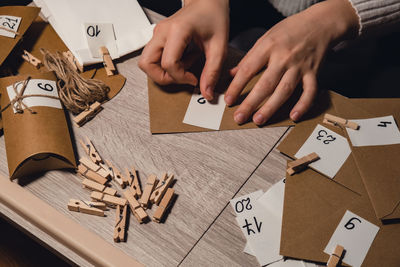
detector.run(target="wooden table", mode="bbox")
[0,9,291,267]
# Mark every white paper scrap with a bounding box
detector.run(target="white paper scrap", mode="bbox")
[295,124,351,178]
[324,210,379,267]
[0,15,22,38]
[7,79,61,112]
[84,23,118,58]
[183,88,226,130]
[346,115,400,146]
[230,190,263,217]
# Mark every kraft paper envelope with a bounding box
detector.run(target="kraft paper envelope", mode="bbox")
[0,6,40,67]
[277,90,364,194]
[148,49,297,134]
[5,16,126,100]
[333,96,400,221]
[0,72,76,179]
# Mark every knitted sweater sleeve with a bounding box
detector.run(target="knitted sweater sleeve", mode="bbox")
[347,0,400,36]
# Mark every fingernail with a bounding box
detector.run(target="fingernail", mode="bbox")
[291,111,299,122]
[234,113,246,124]
[206,86,214,100]
[225,95,234,106]
[254,113,265,125]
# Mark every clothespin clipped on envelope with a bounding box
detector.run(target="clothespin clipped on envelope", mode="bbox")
[150,173,174,205]
[126,167,142,198]
[82,178,117,196]
[323,114,359,130]
[114,204,128,242]
[21,50,42,69]
[68,199,104,216]
[153,188,175,223]
[105,160,129,188]
[139,174,158,209]
[287,152,320,175]
[79,137,103,165]
[327,245,345,267]
[123,188,148,223]
[78,157,109,184]
[62,51,84,73]
[91,191,127,207]
[73,101,102,127]
[99,46,116,76]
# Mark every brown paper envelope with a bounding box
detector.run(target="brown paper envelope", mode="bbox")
[148,49,296,134]
[0,72,76,179]
[332,96,400,221]
[8,16,126,100]
[0,6,40,67]
[281,167,400,266]
[277,90,365,194]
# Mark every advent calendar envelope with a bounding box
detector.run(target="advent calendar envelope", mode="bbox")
[332,96,400,221]
[0,6,40,67]
[0,73,76,179]
[148,49,296,134]
[277,90,364,194]
[280,165,400,266]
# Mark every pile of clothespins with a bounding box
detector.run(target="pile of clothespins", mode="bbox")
[67,137,176,243]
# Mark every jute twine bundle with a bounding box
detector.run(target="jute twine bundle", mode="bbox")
[40,48,109,114]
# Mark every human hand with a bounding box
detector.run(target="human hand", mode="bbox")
[224,0,359,125]
[139,0,229,101]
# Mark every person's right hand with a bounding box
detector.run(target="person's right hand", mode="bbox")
[139,0,230,101]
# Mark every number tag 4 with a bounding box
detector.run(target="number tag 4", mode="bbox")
[295,124,351,178]
[84,23,118,58]
[0,15,22,38]
[6,79,61,113]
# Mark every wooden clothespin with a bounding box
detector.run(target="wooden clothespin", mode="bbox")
[139,174,158,209]
[287,152,320,175]
[327,245,345,267]
[126,167,142,197]
[82,178,117,196]
[73,101,102,127]
[79,137,103,165]
[105,160,129,188]
[21,50,42,69]
[323,114,359,130]
[78,157,109,181]
[77,164,108,185]
[114,204,128,242]
[99,46,116,76]
[62,51,84,73]
[123,188,148,223]
[91,191,127,207]
[67,199,104,217]
[150,173,174,205]
[153,188,175,223]
[82,200,107,210]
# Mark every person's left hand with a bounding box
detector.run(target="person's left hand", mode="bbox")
[224,0,359,125]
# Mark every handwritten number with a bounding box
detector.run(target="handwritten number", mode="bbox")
[197,97,206,104]
[344,217,362,230]
[316,129,336,144]
[2,21,15,29]
[37,83,54,92]
[87,25,101,37]
[235,198,252,213]
[377,121,392,127]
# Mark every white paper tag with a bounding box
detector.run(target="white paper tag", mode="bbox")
[230,190,263,217]
[243,243,254,256]
[183,88,226,130]
[346,115,400,146]
[0,15,22,38]
[84,23,118,58]
[324,210,379,267]
[295,124,351,178]
[7,79,61,112]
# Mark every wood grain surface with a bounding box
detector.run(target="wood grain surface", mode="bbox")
[0,8,292,267]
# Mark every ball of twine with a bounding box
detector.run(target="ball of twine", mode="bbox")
[40,48,110,114]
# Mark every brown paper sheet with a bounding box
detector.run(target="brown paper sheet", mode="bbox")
[278,93,400,265]
[148,49,296,134]
[0,6,40,67]
[0,72,76,179]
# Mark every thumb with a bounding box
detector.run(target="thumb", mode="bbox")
[199,38,227,101]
